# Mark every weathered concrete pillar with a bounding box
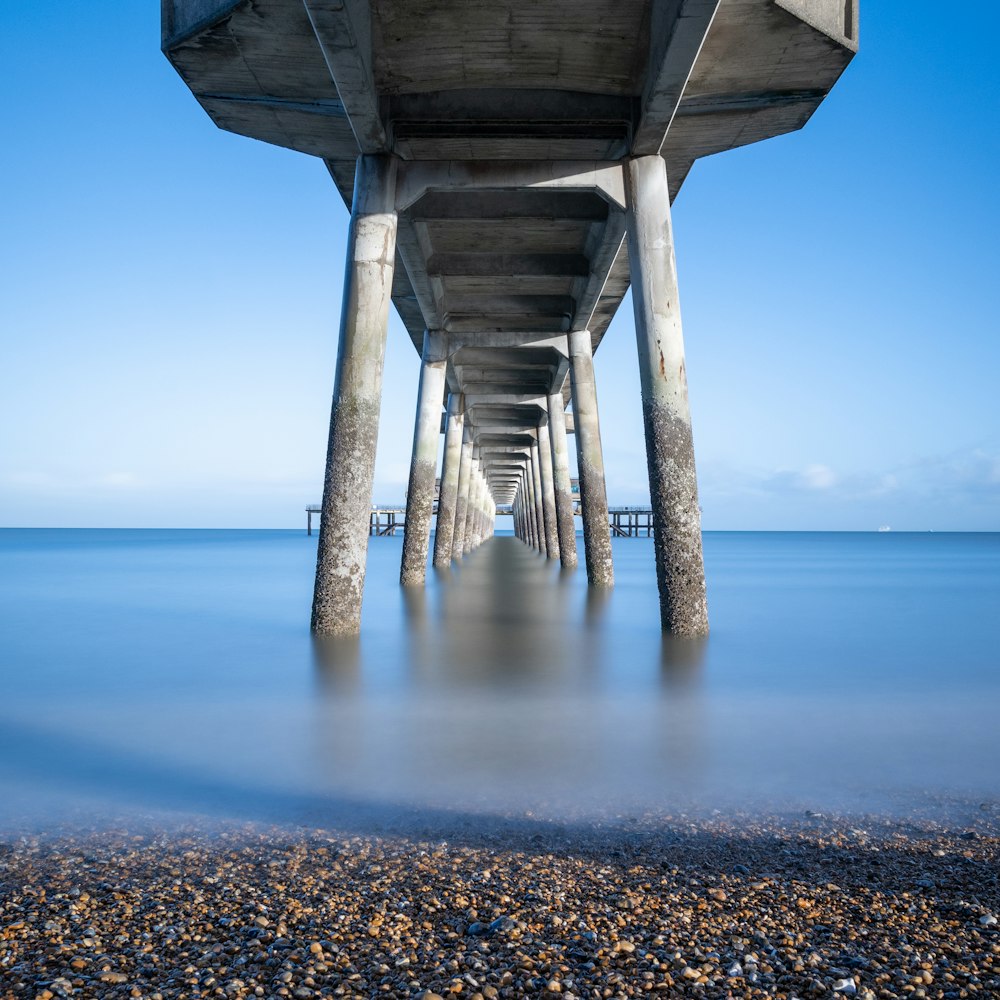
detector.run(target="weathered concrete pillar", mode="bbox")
[469,472,483,550]
[625,155,708,636]
[568,329,614,587]
[400,330,448,586]
[537,420,560,560]
[463,456,480,555]
[433,393,464,568]
[546,393,579,569]
[514,493,524,542]
[451,425,473,560]
[523,469,536,549]
[530,442,547,555]
[312,154,398,635]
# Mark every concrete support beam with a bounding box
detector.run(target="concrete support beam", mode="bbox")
[312,154,398,636]
[451,424,473,560]
[633,0,722,155]
[568,329,614,587]
[400,330,448,586]
[395,160,627,213]
[625,155,709,636]
[547,393,579,569]
[302,0,388,153]
[537,420,560,560]
[433,392,464,568]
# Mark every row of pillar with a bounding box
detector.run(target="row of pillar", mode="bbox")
[311,152,708,638]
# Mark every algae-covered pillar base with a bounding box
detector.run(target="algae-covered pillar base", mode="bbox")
[625,155,708,636]
[568,329,613,587]
[312,154,398,635]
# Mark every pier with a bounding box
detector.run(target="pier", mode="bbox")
[307,502,657,538]
[164,0,856,636]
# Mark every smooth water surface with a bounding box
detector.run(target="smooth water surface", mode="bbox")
[1,529,998,827]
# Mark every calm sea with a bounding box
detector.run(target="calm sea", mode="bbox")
[1,529,998,829]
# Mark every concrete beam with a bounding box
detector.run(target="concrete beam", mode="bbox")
[396,160,627,213]
[633,0,722,155]
[303,0,388,153]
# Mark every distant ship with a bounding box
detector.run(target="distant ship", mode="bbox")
[878,525,891,532]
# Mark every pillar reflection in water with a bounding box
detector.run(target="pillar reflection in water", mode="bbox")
[309,538,708,817]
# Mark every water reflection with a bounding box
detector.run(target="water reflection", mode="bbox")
[306,538,709,815]
[2,530,998,827]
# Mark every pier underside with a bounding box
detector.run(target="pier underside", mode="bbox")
[163,0,857,635]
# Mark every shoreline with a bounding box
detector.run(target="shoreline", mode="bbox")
[2,805,998,999]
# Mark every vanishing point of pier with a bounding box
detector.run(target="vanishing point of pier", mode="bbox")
[163,0,857,636]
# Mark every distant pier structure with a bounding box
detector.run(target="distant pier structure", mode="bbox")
[163,0,856,636]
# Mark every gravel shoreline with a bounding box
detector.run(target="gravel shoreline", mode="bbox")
[2,807,998,1000]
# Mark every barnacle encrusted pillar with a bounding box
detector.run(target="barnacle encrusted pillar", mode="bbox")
[625,155,708,636]
[312,155,398,635]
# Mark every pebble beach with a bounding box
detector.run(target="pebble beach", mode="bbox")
[2,804,998,1000]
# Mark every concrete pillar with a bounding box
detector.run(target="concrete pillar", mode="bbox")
[625,155,708,636]
[312,154,398,635]
[568,329,614,587]
[521,471,534,548]
[463,456,480,555]
[529,448,546,554]
[400,330,448,586]
[451,425,473,560]
[469,472,483,550]
[433,393,464,568]
[546,393,579,569]
[537,420,560,560]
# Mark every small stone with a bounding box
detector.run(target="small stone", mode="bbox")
[980,914,997,926]
[488,915,517,934]
[613,940,635,954]
[99,973,128,984]
[833,978,857,995]
[254,916,270,928]
[726,962,743,977]
[309,942,323,955]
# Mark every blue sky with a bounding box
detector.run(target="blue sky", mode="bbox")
[2,3,998,529]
